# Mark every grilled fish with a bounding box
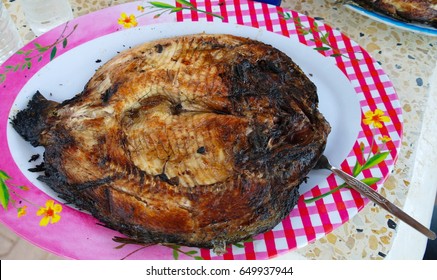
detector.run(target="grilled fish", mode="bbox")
[349,0,437,27]
[12,34,330,253]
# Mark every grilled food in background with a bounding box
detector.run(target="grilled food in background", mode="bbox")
[12,34,331,253]
[350,0,437,27]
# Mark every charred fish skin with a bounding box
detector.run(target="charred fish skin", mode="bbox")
[12,34,330,251]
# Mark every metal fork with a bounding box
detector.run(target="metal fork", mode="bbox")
[315,155,436,240]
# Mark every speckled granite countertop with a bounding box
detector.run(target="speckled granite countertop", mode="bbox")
[1,0,436,260]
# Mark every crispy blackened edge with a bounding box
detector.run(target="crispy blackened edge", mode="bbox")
[10,91,58,147]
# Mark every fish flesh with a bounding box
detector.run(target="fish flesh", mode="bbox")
[12,34,331,253]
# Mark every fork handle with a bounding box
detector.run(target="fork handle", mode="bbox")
[331,167,436,240]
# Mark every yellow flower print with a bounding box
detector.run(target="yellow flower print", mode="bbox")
[363,109,390,128]
[137,5,145,12]
[17,205,27,218]
[37,200,62,226]
[378,135,392,143]
[118,12,138,28]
